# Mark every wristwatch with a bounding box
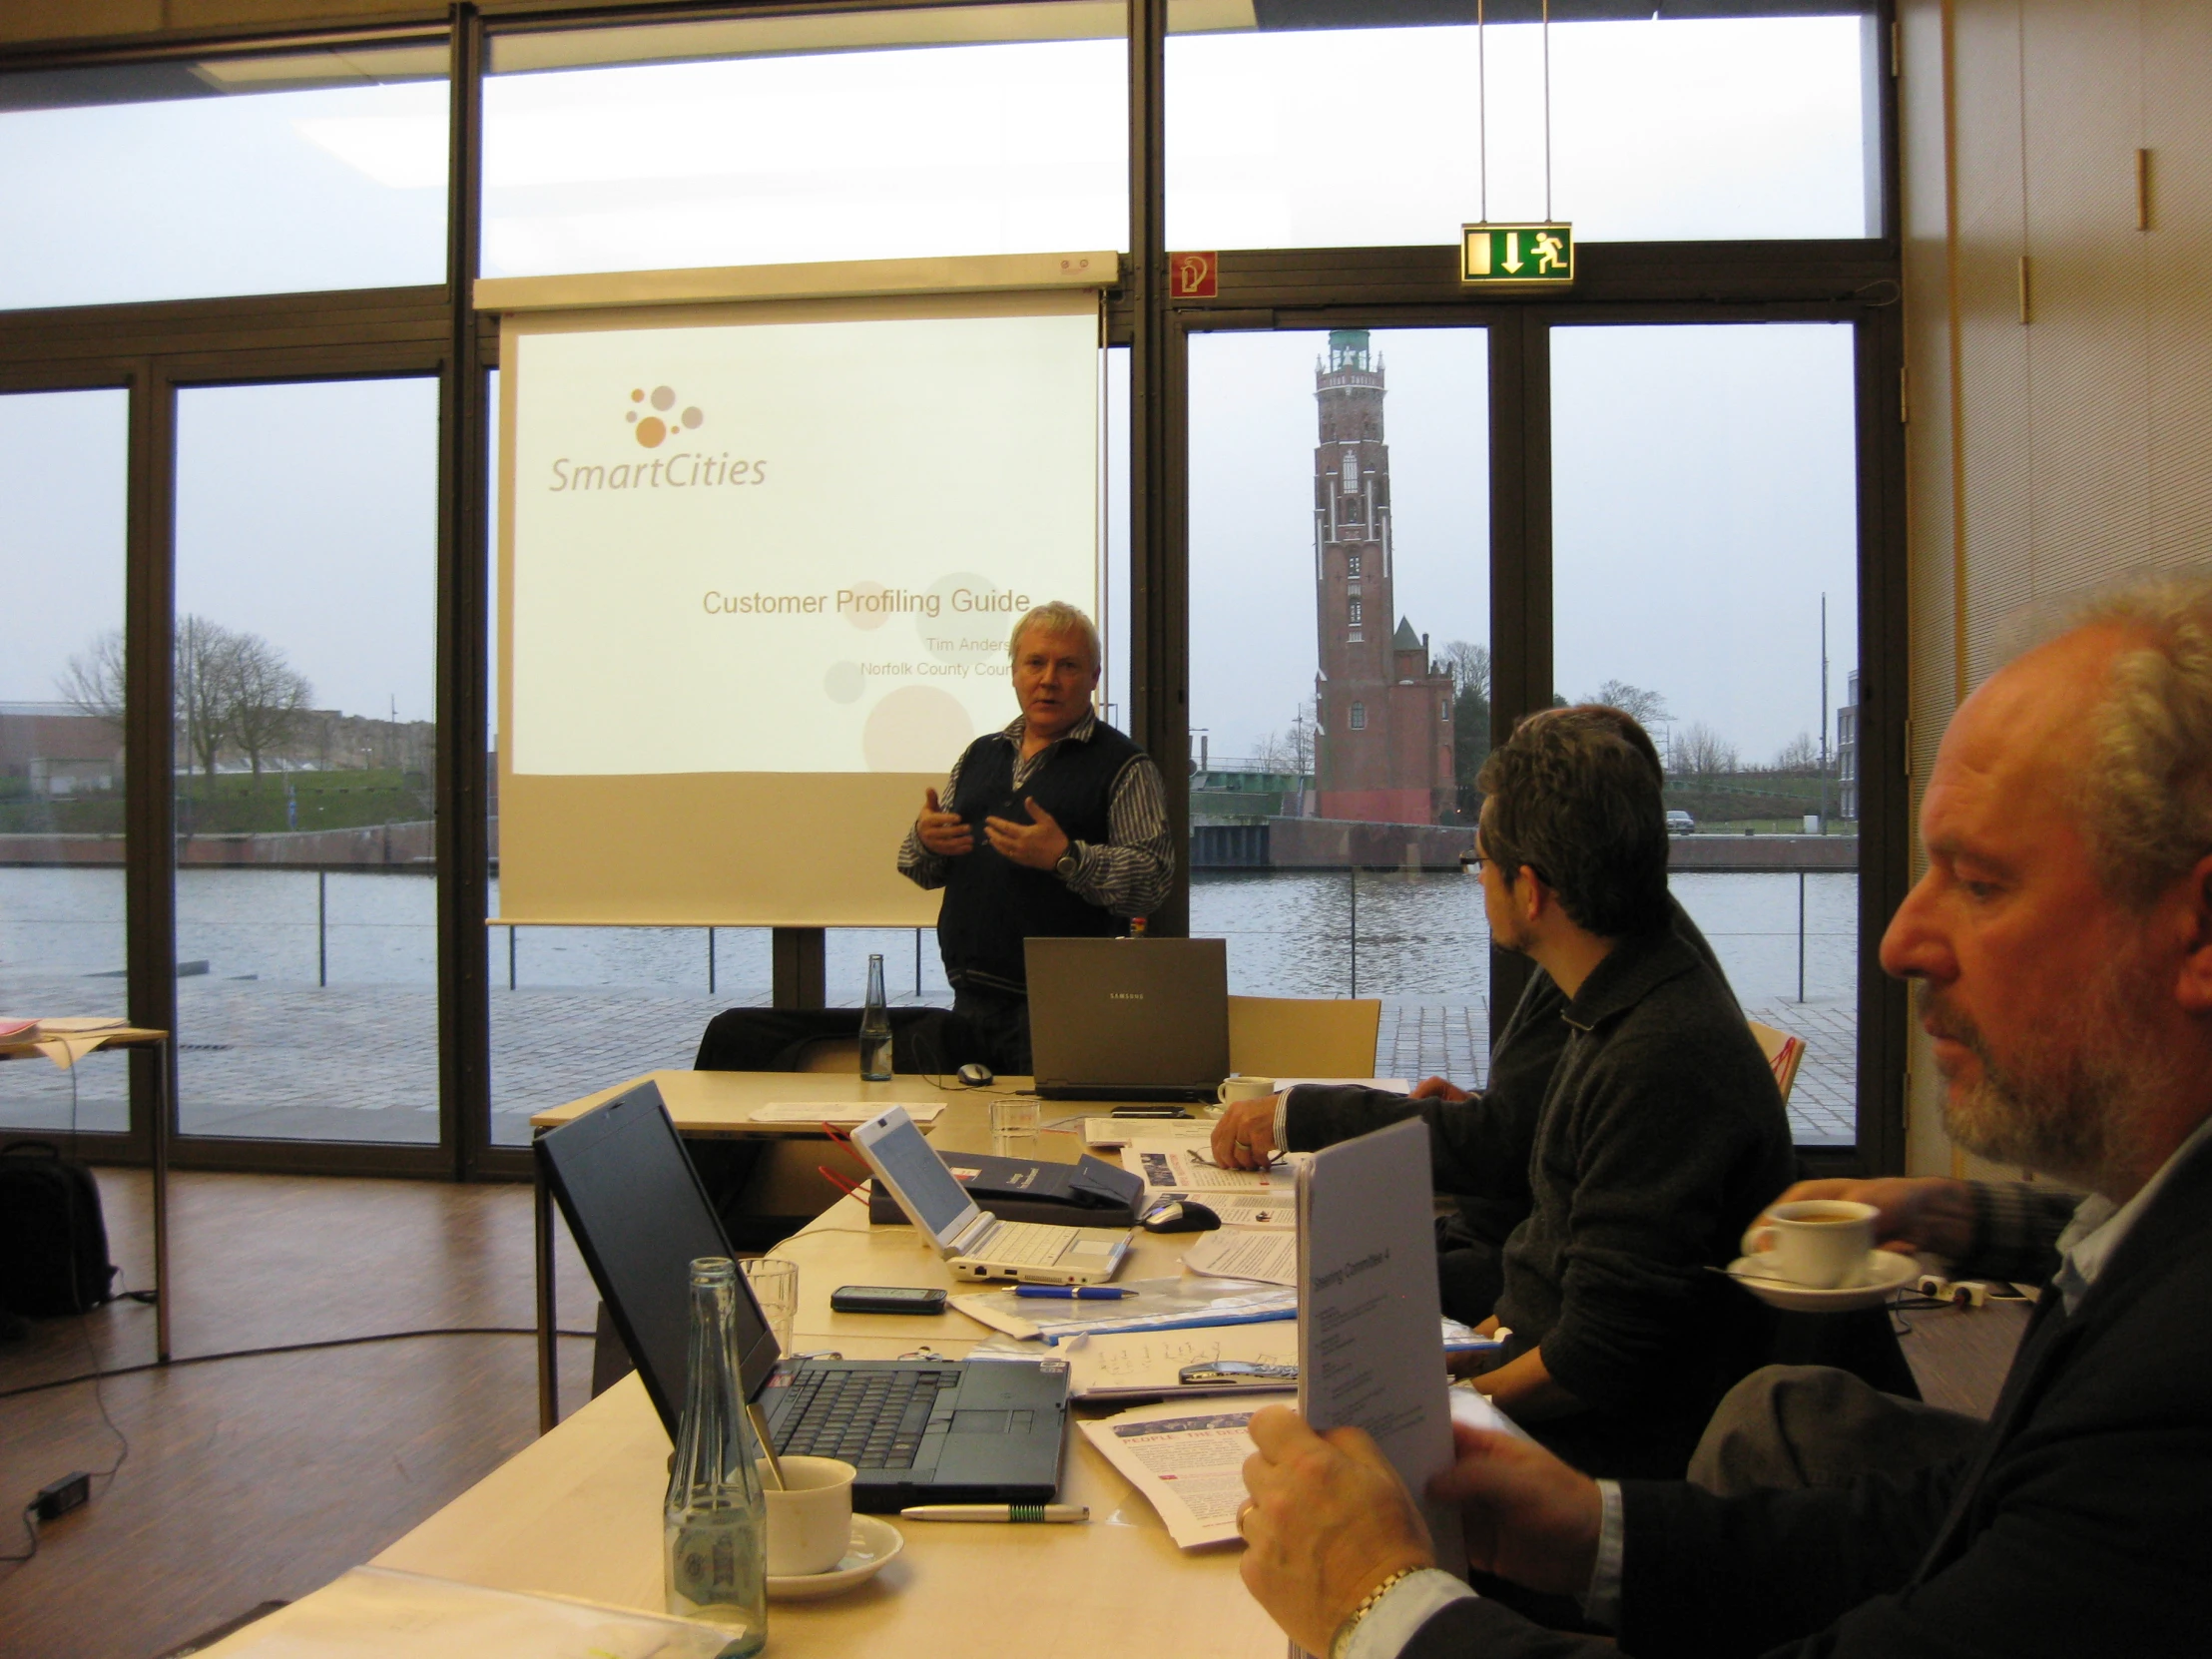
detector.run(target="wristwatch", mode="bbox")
[1054,842,1084,880]
[1329,1566,1423,1659]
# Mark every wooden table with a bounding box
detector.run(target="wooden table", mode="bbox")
[372,1187,1281,1659]
[527,1070,1148,1430]
[0,1024,176,1360]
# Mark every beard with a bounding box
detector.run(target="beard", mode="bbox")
[1922,956,2169,1194]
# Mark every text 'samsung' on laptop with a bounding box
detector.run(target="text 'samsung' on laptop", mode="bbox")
[1024,935,1231,1102]
[533,1080,1071,1512]
[850,1106,1133,1285]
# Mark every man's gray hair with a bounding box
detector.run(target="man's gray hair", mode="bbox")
[2070,575,2212,907]
[1009,601,1102,673]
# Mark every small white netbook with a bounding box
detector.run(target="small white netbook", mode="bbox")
[850,1106,1133,1286]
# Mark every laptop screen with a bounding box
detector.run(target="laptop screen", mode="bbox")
[533,1080,783,1436]
[853,1107,976,1243]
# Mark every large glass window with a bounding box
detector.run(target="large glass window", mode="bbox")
[0,388,130,1135]
[1188,328,1490,1085]
[482,7,1127,278]
[1169,11,1877,250]
[0,46,448,311]
[171,377,440,1144]
[1551,322,1860,1145]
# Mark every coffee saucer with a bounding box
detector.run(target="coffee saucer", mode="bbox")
[767,1515,904,1600]
[1724,1249,1918,1312]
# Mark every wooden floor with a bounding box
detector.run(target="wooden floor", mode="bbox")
[0,1171,2031,1659]
[0,1169,600,1659]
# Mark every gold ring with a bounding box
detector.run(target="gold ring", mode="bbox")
[1236,1498,1257,1536]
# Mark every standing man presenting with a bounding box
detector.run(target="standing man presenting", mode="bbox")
[898,601,1173,1075]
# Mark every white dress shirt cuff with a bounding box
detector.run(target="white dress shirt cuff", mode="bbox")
[1273,1092,1292,1151]
[1341,1568,1478,1659]
[1580,1478,1625,1629]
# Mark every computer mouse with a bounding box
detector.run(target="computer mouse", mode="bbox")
[957,1062,994,1088]
[1140,1199,1221,1234]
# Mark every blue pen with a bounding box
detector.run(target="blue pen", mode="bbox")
[1014,1285,1131,1300]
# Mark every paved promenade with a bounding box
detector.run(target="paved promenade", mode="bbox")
[2,969,1857,1148]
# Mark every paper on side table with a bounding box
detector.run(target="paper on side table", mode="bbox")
[1181,1229,1299,1286]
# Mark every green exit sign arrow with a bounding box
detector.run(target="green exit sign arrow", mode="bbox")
[1459,223,1575,286]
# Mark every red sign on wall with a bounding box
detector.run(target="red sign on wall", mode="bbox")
[1168,252,1219,299]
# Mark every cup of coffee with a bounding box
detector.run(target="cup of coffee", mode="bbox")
[761,1454,856,1576]
[1217,1075,1276,1105]
[1742,1200,1879,1289]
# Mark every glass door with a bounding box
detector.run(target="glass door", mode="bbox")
[171,376,441,1146]
[1187,326,1490,1085]
[1550,321,1861,1146]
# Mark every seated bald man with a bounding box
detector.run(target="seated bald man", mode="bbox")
[1236,578,2212,1659]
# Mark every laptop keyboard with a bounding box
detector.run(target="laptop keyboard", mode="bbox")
[774,1367,958,1469]
[971,1220,1072,1266]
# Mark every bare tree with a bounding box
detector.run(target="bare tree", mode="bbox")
[1439,640,1491,700]
[57,629,127,734]
[1587,679,1672,727]
[175,615,239,780]
[1287,697,1317,773]
[1671,720,1739,780]
[224,633,313,777]
[1772,731,1820,773]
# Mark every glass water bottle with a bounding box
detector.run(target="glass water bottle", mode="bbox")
[665,1257,768,1653]
[859,952,893,1081]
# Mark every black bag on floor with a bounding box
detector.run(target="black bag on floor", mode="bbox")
[0,1140,118,1317]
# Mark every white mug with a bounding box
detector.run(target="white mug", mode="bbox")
[1742,1200,1879,1290]
[1217,1075,1276,1105]
[761,1455,856,1576]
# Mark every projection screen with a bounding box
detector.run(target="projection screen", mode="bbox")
[495,281,1103,925]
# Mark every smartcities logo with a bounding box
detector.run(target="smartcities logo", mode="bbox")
[626,384,704,448]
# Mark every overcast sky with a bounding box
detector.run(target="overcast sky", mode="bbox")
[0,14,1865,755]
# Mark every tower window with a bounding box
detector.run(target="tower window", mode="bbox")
[1348,599,1363,625]
[1350,702,1367,730]
[1441,698,1451,722]
[1347,552,1362,577]
[1342,451,1358,490]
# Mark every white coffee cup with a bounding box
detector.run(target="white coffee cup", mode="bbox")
[760,1455,856,1576]
[1742,1200,1879,1289]
[1217,1074,1277,1105]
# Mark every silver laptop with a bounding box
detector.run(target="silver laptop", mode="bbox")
[851,1106,1134,1285]
[1025,936,1231,1102]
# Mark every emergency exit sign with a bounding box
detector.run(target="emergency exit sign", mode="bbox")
[1459,224,1575,286]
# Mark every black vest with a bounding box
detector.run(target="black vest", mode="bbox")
[935,721,1144,994]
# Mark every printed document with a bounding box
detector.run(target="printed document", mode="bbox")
[948,1277,1296,1343]
[1127,1139,1296,1195]
[1079,1400,1263,1549]
[1155,1192,1296,1229]
[973,1324,1304,1401]
[1298,1118,1467,1576]
[1182,1228,1299,1287]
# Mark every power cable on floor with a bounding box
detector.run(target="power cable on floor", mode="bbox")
[0,1325,598,1402]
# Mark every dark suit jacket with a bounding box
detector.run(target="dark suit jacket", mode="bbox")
[1402,1130,2212,1658]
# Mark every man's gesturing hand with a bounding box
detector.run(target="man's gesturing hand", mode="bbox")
[1428,1423,1603,1597]
[915,788,974,857]
[1213,1096,1282,1169]
[983,798,1071,871]
[1238,1404,1435,1656]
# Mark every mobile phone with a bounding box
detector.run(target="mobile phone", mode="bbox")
[1110,1106,1193,1119]
[830,1285,948,1316]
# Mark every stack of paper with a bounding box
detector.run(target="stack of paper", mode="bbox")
[947,1276,1294,1343]
[1078,1400,1264,1550]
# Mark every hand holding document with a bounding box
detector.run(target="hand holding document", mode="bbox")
[1079,1400,1264,1549]
[1297,1118,1467,1578]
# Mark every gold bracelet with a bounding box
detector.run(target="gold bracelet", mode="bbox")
[1328,1565,1424,1659]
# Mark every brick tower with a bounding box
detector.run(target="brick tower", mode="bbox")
[1311,330,1455,823]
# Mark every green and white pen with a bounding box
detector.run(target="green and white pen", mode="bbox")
[898,1503,1089,1523]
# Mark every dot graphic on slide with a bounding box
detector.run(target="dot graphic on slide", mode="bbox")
[631,388,644,402]
[842,580,891,632]
[863,686,973,773]
[651,386,676,411]
[635,416,668,448]
[626,410,637,423]
[824,661,864,704]
[682,407,704,429]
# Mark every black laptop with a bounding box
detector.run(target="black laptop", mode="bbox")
[1025,935,1232,1101]
[535,1080,1071,1513]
